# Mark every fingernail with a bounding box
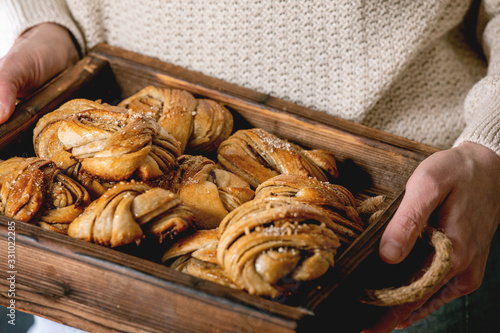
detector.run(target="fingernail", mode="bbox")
[380,240,403,263]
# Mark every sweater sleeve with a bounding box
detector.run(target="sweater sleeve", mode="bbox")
[454,1,500,156]
[0,0,85,55]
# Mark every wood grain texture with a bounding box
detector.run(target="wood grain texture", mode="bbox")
[0,43,439,332]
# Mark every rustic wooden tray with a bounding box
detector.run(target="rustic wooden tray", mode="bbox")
[0,44,439,332]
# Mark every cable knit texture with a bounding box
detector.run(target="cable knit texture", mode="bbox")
[1,0,499,154]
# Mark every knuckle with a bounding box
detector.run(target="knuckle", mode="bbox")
[408,168,442,196]
[395,209,423,236]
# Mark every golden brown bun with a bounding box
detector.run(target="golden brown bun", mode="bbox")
[217,197,340,298]
[0,157,91,230]
[119,86,233,154]
[188,99,233,154]
[57,109,181,181]
[68,181,193,247]
[33,99,124,169]
[217,128,338,188]
[162,229,238,289]
[118,86,197,153]
[255,174,364,247]
[176,155,254,229]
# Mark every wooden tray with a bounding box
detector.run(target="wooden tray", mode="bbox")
[0,44,439,332]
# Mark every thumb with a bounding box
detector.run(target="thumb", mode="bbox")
[0,78,19,124]
[0,40,33,124]
[379,173,446,264]
[0,23,79,124]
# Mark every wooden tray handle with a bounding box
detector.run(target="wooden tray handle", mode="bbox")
[359,228,453,306]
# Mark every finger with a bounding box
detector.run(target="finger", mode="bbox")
[379,170,449,264]
[0,76,20,123]
[0,37,37,123]
[0,23,78,124]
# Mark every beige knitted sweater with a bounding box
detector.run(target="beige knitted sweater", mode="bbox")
[1,0,499,155]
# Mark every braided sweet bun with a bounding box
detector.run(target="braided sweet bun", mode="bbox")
[255,174,364,248]
[33,99,125,169]
[67,181,193,247]
[57,109,181,181]
[119,86,196,152]
[187,99,233,154]
[118,86,233,154]
[217,197,341,298]
[217,128,338,188]
[0,157,91,233]
[175,155,254,229]
[162,229,237,289]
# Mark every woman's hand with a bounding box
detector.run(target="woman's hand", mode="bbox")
[0,23,79,123]
[364,141,500,332]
